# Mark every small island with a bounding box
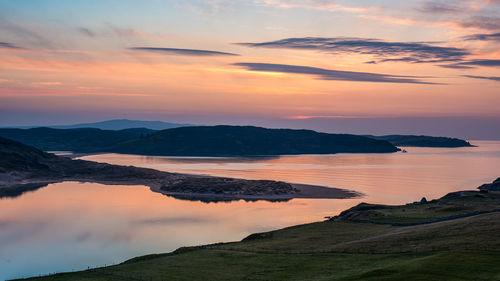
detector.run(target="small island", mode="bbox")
[0,136,359,200]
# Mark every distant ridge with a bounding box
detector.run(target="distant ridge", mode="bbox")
[51,119,192,130]
[2,119,192,131]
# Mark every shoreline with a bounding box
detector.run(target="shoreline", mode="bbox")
[15,183,500,281]
[149,182,362,201]
[0,175,361,201]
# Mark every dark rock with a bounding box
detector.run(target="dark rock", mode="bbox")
[477,178,500,191]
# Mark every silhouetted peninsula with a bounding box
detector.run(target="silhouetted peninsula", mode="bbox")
[366,134,473,147]
[0,136,358,200]
[0,125,399,156]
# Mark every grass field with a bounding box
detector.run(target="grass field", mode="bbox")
[18,191,500,281]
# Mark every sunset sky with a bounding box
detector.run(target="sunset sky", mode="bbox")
[0,0,499,136]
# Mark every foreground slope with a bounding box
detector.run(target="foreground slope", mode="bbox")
[20,180,500,281]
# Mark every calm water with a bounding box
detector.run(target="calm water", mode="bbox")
[1,141,499,279]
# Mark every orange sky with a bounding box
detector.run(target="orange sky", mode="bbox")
[0,0,499,125]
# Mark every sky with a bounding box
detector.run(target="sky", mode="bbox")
[0,0,499,138]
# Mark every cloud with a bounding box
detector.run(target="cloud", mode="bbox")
[130,47,239,56]
[0,42,22,49]
[76,27,95,37]
[438,64,474,69]
[442,59,500,69]
[463,32,500,41]
[237,37,469,63]
[459,16,500,30]
[463,75,500,82]
[234,62,437,84]
[417,1,463,14]
[259,0,366,13]
[0,22,54,49]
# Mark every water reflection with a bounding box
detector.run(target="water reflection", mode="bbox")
[0,182,50,199]
[82,141,500,205]
[2,141,500,279]
[164,193,291,203]
[0,182,357,280]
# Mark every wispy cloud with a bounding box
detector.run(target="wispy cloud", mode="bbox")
[442,59,500,69]
[417,1,463,14]
[463,32,500,41]
[459,16,500,30]
[234,62,437,84]
[463,75,500,82]
[0,22,54,49]
[130,47,239,56]
[260,0,366,13]
[75,24,170,40]
[0,42,22,49]
[31,81,62,86]
[76,27,95,37]
[237,37,469,64]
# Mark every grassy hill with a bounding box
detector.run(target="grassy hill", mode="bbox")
[0,126,399,156]
[0,127,154,152]
[109,125,399,156]
[18,180,500,281]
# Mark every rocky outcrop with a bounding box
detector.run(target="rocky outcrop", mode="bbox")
[478,178,500,191]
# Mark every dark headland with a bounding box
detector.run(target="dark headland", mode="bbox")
[0,125,400,155]
[0,136,359,200]
[366,134,473,147]
[16,178,500,281]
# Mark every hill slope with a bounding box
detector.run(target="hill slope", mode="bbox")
[0,127,154,152]
[0,126,399,156]
[109,125,399,156]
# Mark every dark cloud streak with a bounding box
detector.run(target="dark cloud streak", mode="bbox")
[442,59,500,69]
[417,2,463,14]
[76,27,95,37]
[130,47,239,56]
[237,37,469,64]
[234,62,438,84]
[459,16,500,30]
[463,75,500,82]
[463,32,500,41]
[0,42,22,49]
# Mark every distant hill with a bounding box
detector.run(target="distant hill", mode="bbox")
[0,126,399,156]
[0,127,155,152]
[50,119,192,130]
[109,126,399,156]
[366,135,472,147]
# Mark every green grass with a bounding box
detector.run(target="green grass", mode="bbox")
[18,191,500,281]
